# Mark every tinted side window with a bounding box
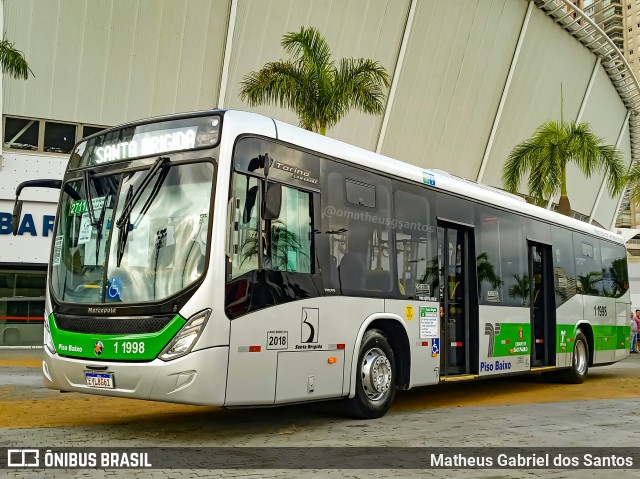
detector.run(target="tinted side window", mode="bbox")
[600,240,628,298]
[265,185,313,273]
[322,162,394,295]
[393,182,438,300]
[574,233,603,296]
[551,227,576,307]
[476,207,527,306]
[230,173,260,279]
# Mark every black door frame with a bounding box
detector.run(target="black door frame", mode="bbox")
[439,221,476,376]
[528,241,556,367]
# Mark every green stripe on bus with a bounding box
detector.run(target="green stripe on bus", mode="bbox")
[491,323,531,357]
[556,324,631,353]
[487,322,632,357]
[48,313,186,361]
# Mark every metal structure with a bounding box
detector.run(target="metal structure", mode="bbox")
[535,0,640,227]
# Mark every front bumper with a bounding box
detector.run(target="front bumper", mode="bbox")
[42,346,229,406]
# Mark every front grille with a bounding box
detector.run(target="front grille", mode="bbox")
[54,315,173,334]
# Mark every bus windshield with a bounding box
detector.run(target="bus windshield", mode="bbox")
[50,161,215,304]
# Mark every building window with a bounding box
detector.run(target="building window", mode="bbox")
[43,122,76,154]
[631,49,634,55]
[3,116,108,155]
[82,125,105,139]
[630,27,634,32]
[0,268,46,346]
[3,117,39,151]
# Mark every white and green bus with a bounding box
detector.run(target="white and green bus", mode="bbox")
[13,110,631,418]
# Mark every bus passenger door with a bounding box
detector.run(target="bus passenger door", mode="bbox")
[438,223,474,376]
[529,242,555,368]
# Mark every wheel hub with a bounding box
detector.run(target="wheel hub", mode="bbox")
[575,340,587,375]
[361,347,392,401]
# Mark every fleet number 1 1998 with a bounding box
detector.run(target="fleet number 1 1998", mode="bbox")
[114,341,145,354]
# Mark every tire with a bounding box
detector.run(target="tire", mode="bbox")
[556,329,589,384]
[345,329,396,419]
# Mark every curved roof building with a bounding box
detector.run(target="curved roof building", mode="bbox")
[0,0,637,260]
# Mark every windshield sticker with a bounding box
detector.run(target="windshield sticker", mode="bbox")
[77,213,94,245]
[52,235,64,266]
[69,196,106,216]
[106,277,123,301]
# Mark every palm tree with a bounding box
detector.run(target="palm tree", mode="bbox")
[239,26,390,135]
[0,37,31,79]
[502,121,626,215]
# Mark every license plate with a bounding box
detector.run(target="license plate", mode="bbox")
[85,372,115,389]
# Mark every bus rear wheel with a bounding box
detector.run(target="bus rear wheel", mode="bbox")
[556,329,589,384]
[346,329,396,419]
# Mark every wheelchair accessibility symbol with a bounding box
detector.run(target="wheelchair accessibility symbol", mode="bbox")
[432,338,440,355]
[107,277,123,301]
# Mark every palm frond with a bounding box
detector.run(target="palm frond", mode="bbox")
[0,38,32,80]
[502,121,562,197]
[281,26,332,74]
[239,61,309,113]
[626,161,640,205]
[503,118,624,208]
[238,26,390,134]
[334,58,390,118]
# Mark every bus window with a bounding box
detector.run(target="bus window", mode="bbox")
[231,173,260,279]
[551,227,576,307]
[322,163,393,295]
[475,207,527,306]
[573,233,603,296]
[264,185,313,273]
[393,185,437,300]
[600,240,628,298]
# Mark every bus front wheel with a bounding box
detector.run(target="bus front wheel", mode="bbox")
[346,329,396,419]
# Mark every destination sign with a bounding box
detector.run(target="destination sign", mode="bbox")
[94,128,197,164]
[69,115,221,169]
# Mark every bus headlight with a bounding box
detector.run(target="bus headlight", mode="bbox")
[159,309,210,361]
[44,318,56,355]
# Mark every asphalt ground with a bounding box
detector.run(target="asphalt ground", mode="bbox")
[1,349,640,478]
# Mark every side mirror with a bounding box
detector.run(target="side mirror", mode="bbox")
[263,182,282,220]
[11,199,23,236]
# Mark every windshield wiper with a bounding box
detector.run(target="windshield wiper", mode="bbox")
[115,156,171,267]
[83,170,99,228]
[82,170,108,266]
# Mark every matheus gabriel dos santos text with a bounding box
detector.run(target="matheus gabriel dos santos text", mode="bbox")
[432,453,634,468]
